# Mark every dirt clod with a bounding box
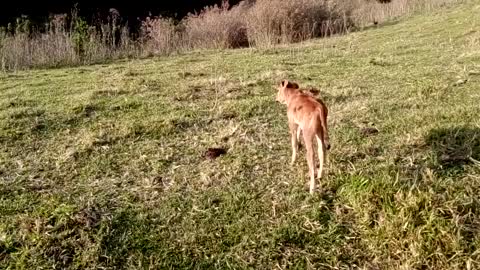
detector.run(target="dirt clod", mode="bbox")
[360,127,379,137]
[203,147,227,159]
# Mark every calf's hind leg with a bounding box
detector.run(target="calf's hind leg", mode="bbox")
[289,122,299,165]
[316,135,326,179]
[303,131,316,194]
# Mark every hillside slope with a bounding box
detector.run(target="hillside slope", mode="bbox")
[1,2,480,269]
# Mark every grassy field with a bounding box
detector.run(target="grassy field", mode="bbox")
[1,2,480,269]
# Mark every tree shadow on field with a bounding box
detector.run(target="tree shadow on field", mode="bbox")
[425,127,480,174]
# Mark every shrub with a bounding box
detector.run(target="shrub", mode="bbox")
[0,14,78,70]
[140,16,179,55]
[182,1,249,49]
[0,10,137,70]
[246,0,354,47]
[72,16,89,57]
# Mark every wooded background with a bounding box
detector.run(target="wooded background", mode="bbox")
[0,1,241,27]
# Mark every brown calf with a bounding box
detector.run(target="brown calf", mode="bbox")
[276,80,330,194]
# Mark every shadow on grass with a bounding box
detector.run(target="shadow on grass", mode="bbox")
[425,127,480,172]
[392,127,480,188]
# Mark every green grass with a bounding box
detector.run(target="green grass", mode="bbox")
[1,2,480,269]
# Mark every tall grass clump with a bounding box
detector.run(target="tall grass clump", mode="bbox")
[182,1,249,49]
[0,8,137,71]
[140,17,179,55]
[246,0,353,47]
[351,0,466,27]
[86,8,138,61]
[0,15,77,70]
